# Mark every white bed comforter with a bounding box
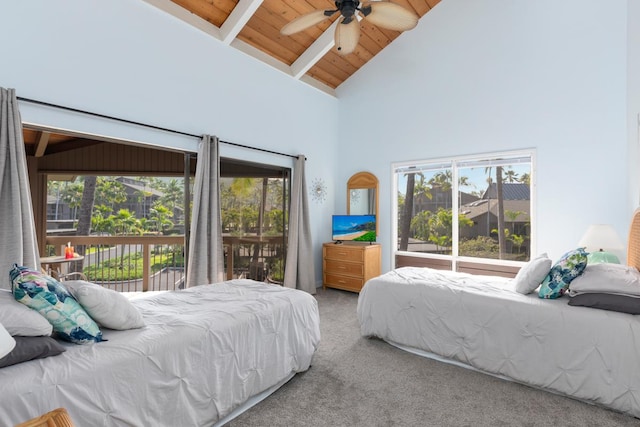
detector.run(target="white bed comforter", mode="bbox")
[357,267,640,417]
[0,280,320,426]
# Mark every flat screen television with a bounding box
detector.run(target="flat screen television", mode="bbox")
[332,214,376,243]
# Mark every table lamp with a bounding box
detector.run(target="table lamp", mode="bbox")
[578,224,624,264]
[0,322,16,359]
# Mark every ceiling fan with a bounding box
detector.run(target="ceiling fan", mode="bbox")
[280,0,419,56]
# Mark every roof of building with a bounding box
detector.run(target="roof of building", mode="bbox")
[482,183,530,200]
[460,199,530,222]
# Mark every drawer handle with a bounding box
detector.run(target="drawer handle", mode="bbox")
[338,280,346,284]
[338,266,346,270]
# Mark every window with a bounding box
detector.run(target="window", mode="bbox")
[393,151,534,268]
[45,158,290,290]
[219,157,290,283]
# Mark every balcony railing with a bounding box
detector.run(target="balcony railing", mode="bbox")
[46,236,185,292]
[45,234,285,292]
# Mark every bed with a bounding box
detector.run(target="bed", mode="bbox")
[357,211,640,418]
[0,278,320,426]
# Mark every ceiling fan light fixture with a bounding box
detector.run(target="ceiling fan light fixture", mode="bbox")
[335,18,360,55]
[280,0,419,56]
[362,1,419,32]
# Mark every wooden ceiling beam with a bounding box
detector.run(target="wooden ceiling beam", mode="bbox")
[291,20,337,79]
[34,131,50,158]
[220,0,264,44]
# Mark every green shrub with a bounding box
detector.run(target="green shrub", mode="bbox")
[459,236,499,258]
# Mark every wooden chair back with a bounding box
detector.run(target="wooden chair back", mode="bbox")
[15,408,75,427]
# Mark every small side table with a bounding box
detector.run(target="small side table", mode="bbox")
[40,255,85,281]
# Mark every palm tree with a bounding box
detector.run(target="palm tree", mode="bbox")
[95,178,127,214]
[159,179,184,223]
[410,210,433,245]
[113,209,143,269]
[91,205,113,233]
[485,166,506,259]
[61,181,84,221]
[113,209,141,235]
[149,204,173,234]
[74,176,97,273]
[426,208,473,253]
[428,171,451,210]
[503,169,519,183]
[399,173,417,251]
[495,167,506,257]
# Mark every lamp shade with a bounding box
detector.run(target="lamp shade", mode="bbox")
[578,224,624,264]
[0,322,16,359]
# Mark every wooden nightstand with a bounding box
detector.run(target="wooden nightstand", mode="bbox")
[322,242,381,293]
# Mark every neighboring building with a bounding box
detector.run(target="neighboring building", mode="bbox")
[114,177,163,219]
[413,187,479,215]
[46,178,170,232]
[460,183,531,255]
[46,194,74,221]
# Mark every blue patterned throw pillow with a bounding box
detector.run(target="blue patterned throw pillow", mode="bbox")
[10,265,103,344]
[538,248,588,299]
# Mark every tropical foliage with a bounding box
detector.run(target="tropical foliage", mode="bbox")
[47,175,288,281]
[398,162,531,261]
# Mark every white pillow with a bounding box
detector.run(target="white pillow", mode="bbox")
[0,289,53,336]
[568,263,640,296]
[63,281,145,330]
[513,253,552,294]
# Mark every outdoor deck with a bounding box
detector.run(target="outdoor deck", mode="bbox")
[45,235,285,291]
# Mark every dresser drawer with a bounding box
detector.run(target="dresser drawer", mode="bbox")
[324,273,364,291]
[322,242,381,293]
[324,259,363,276]
[324,245,364,263]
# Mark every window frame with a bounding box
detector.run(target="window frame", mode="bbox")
[391,149,536,271]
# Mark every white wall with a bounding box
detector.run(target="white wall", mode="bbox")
[337,0,630,270]
[628,0,640,214]
[0,0,339,285]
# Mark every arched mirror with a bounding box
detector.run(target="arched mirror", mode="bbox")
[347,171,379,233]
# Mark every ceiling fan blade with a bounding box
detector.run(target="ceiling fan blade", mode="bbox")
[362,2,419,32]
[281,10,333,35]
[334,18,360,56]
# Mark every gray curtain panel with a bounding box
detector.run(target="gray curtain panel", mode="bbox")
[186,135,224,287]
[284,155,316,294]
[0,88,40,289]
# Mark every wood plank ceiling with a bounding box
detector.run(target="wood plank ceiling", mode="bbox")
[145,0,440,95]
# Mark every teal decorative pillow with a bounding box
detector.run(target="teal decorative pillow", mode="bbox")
[538,248,588,299]
[10,265,103,344]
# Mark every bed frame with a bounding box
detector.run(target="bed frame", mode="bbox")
[627,209,640,269]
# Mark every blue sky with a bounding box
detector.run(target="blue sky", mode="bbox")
[397,164,531,197]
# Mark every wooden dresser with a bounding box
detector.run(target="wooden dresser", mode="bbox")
[322,242,381,293]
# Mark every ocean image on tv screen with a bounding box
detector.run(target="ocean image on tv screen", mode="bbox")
[332,215,376,242]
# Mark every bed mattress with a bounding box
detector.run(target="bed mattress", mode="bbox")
[357,267,640,417]
[0,279,320,426]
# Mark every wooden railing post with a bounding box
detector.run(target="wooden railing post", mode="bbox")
[142,243,150,292]
[225,244,233,280]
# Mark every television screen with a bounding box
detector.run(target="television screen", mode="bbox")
[332,215,376,242]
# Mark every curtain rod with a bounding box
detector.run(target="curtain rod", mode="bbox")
[16,96,302,160]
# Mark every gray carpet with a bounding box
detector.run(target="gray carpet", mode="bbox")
[228,288,640,426]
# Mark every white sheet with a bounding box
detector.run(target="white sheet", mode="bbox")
[357,267,640,418]
[0,279,320,426]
